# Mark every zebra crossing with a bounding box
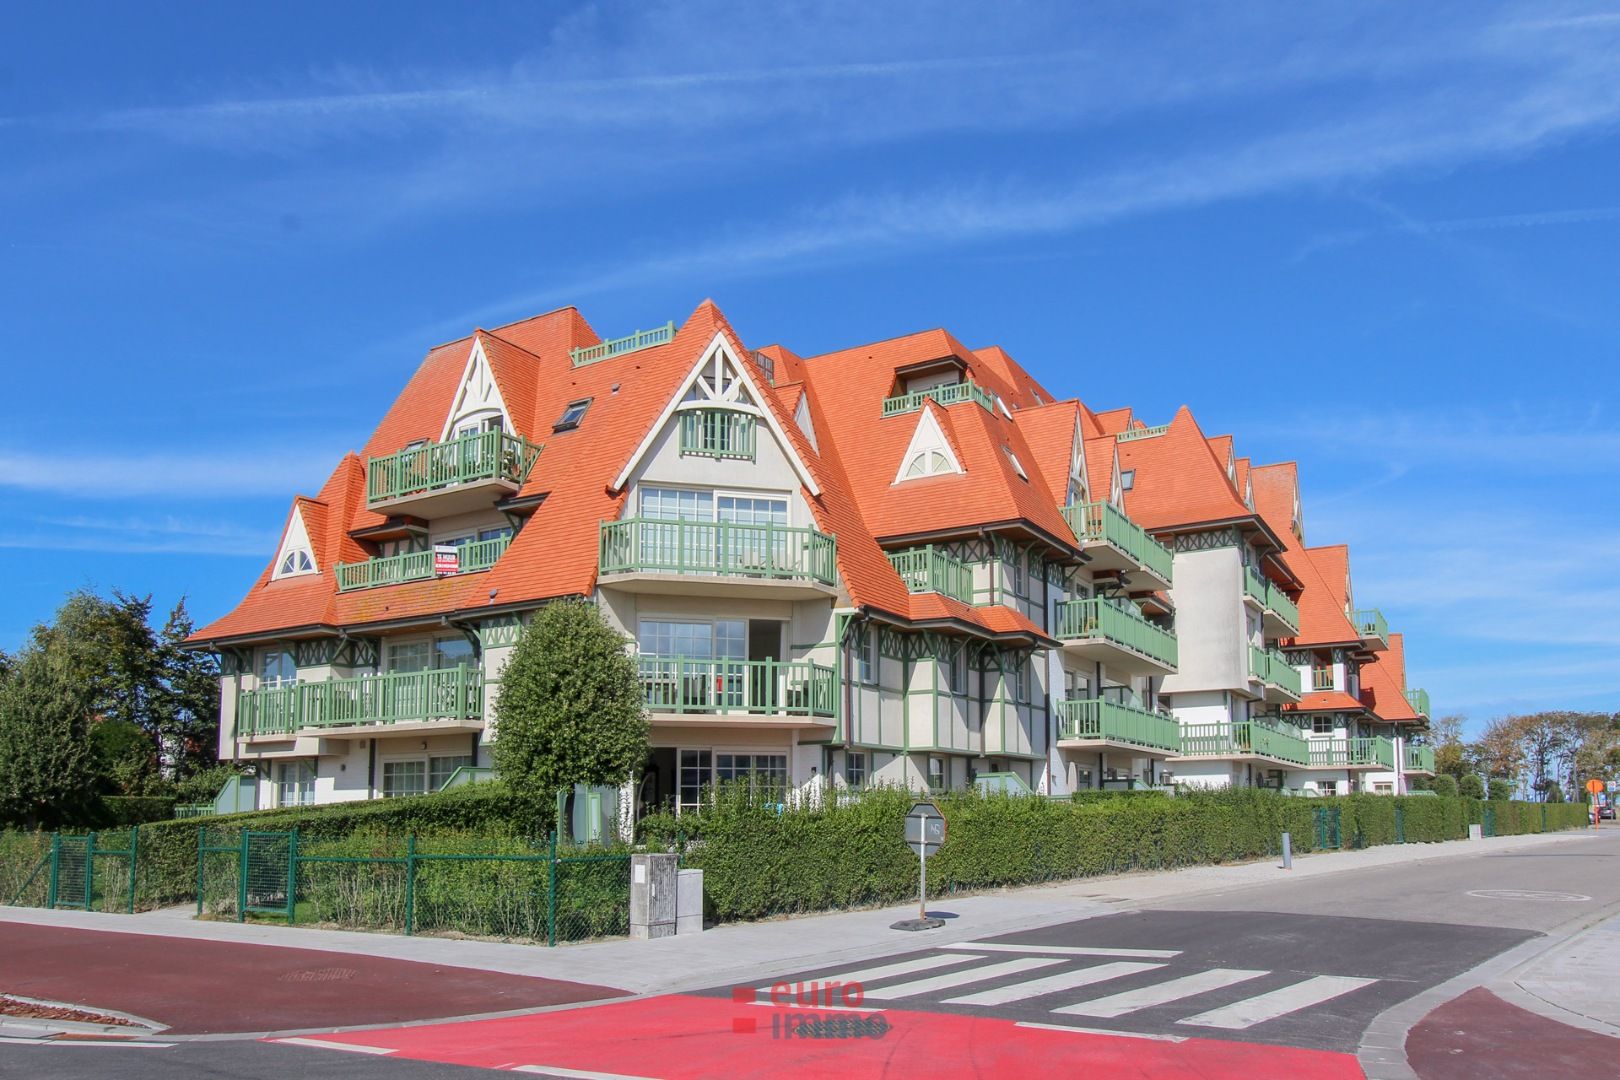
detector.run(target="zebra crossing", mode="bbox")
[761,939,1381,1034]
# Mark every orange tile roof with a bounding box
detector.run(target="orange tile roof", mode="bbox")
[1250,461,1304,586]
[1290,544,1360,647]
[1117,406,1258,533]
[1093,407,1134,436]
[1011,400,1080,509]
[1360,632,1420,722]
[1286,690,1370,714]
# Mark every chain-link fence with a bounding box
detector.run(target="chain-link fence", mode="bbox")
[194,827,632,946]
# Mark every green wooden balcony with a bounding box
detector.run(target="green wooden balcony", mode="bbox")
[335,534,510,592]
[1249,644,1303,700]
[1056,598,1178,672]
[1243,566,1268,608]
[365,430,541,514]
[679,408,757,460]
[1404,744,1435,774]
[880,380,996,417]
[570,321,675,366]
[1059,500,1174,585]
[1405,687,1431,719]
[636,656,837,719]
[238,666,483,737]
[1264,581,1299,636]
[887,546,974,605]
[1056,697,1180,753]
[1306,736,1394,769]
[1355,607,1390,650]
[599,518,837,593]
[1176,717,1309,766]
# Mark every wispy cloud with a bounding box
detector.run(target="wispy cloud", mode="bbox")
[0,513,275,557]
[0,448,344,499]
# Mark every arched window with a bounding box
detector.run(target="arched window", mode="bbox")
[279,550,314,575]
[904,450,954,478]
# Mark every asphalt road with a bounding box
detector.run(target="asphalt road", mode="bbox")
[6,828,1617,1078]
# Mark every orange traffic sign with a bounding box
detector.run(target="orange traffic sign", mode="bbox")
[1587,779,1606,795]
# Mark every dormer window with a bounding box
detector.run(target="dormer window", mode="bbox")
[554,398,591,432]
[1120,469,1136,491]
[278,550,314,576]
[905,450,954,478]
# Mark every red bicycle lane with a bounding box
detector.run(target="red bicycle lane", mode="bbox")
[275,992,1366,1078]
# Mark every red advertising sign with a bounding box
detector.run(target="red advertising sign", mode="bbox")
[434,545,460,576]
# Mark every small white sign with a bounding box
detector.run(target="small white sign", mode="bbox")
[633,864,647,885]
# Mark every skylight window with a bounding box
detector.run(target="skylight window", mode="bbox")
[1002,446,1027,480]
[1120,469,1136,491]
[554,398,592,432]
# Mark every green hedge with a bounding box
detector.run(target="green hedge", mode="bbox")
[642,789,1589,923]
[98,796,177,828]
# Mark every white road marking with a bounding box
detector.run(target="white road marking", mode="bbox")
[1054,968,1269,1018]
[944,962,1166,1006]
[1015,1021,1188,1043]
[274,1036,396,1055]
[862,957,1065,1000]
[1177,975,1379,1029]
[0,1037,175,1047]
[513,1067,664,1080]
[943,942,1182,959]
[779,953,982,990]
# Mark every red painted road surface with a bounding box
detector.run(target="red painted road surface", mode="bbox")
[283,993,1365,1078]
[1406,987,1619,1078]
[0,921,625,1034]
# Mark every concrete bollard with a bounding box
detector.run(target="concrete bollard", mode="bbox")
[629,853,678,939]
[1281,831,1292,870]
[676,868,704,935]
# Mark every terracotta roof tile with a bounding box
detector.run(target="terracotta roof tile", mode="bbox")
[1118,406,1254,531]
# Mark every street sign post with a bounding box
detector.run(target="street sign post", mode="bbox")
[893,801,946,932]
[1588,779,1605,827]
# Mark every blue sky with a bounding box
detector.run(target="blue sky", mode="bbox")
[2,2,1616,731]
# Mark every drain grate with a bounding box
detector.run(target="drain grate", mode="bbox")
[277,967,358,983]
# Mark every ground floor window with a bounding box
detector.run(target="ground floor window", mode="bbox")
[677,749,788,811]
[277,760,314,807]
[846,752,867,789]
[429,755,475,791]
[382,759,427,797]
[1374,782,1394,794]
[927,756,946,791]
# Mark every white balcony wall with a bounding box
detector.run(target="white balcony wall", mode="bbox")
[1160,546,1247,696]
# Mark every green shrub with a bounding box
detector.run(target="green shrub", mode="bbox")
[1430,774,1459,798]
[1070,789,1170,803]
[1488,779,1513,801]
[98,796,176,827]
[1458,774,1485,800]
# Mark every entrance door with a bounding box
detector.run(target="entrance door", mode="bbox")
[749,620,782,711]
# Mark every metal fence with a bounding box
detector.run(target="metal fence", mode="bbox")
[4,829,141,913]
[195,827,632,946]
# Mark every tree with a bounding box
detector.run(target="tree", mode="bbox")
[31,590,160,738]
[1430,774,1458,798]
[492,600,648,824]
[90,717,160,795]
[0,650,99,828]
[1457,773,1485,800]
[1432,715,1471,778]
[1488,778,1513,801]
[152,599,221,779]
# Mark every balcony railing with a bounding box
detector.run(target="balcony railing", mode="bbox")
[570,321,675,366]
[366,430,541,506]
[1243,566,1268,607]
[636,656,837,717]
[238,666,483,737]
[880,380,996,417]
[600,519,837,586]
[1116,424,1169,442]
[1355,607,1390,646]
[679,409,756,460]
[1312,665,1335,691]
[335,534,511,592]
[887,546,975,605]
[1265,582,1300,635]
[1055,598,1178,669]
[1404,744,1435,773]
[1307,737,1394,768]
[1176,717,1309,765]
[1059,500,1174,584]
[1405,687,1431,718]
[1055,697,1180,753]
[1249,645,1303,697]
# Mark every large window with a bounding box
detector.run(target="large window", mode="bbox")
[1312,717,1335,735]
[382,760,427,798]
[639,619,745,660]
[679,749,711,812]
[386,636,475,673]
[846,752,867,790]
[258,648,296,688]
[640,486,713,521]
[716,753,788,802]
[277,761,314,807]
[429,755,474,791]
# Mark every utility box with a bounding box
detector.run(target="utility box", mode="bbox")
[629,853,677,939]
[676,868,704,935]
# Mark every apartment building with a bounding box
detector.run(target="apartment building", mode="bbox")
[189,299,1427,811]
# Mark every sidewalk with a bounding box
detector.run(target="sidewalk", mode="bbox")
[1499,909,1620,1037]
[0,828,1593,998]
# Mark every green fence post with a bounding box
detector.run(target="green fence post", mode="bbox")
[404,834,416,936]
[196,827,205,918]
[47,833,60,909]
[287,829,299,924]
[127,827,139,914]
[547,830,558,948]
[84,831,96,911]
[237,830,249,922]
[1542,804,1548,831]
[1395,806,1405,844]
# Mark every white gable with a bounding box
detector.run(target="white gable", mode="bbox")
[1069,417,1087,503]
[611,332,821,496]
[1109,449,1125,507]
[794,393,820,454]
[271,504,318,580]
[893,406,963,484]
[440,338,513,440]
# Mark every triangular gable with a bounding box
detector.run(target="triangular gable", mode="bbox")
[271,503,319,580]
[893,403,964,483]
[1070,415,1088,504]
[611,331,822,496]
[439,337,514,440]
[793,392,820,454]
